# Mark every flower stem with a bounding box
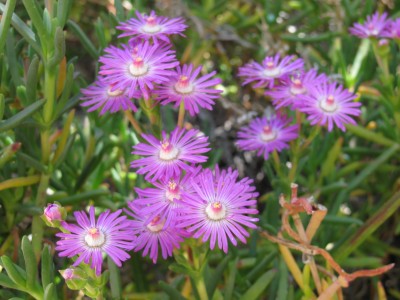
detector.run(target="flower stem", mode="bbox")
[177,101,185,128]
[124,110,143,135]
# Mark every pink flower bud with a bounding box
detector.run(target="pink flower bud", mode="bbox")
[61,268,75,280]
[44,204,62,222]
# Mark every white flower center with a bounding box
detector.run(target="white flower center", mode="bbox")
[319,95,338,113]
[159,141,180,161]
[129,57,149,77]
[263,61,281,77]
[174,75,194,94]
[84,228,106,248]
[289,79,307,95]
[147,216,165,232]
[205,201,227,221]
[166,180,181,202]
[107,87,124,97]
[142,16,162,34]
[260,125,277,142]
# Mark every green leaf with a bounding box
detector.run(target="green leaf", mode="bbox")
[26,56,39,103]
[55,189,109,205]
[56,0,72,28]
[205,255,230,299]
[6,29,23,87]
[320,137,342,179]
[0,0,16,55]
[0,272,18,289]
[346,124,397,147]
[159,281,187,300]
[0,99,46,132]
[48,27,65,68]
[276,259,288,300]
[108,258,121,300]
[114,0,125,21]
[346,144,399,191]
[239,269,276,300]
[0,94,4,120]
[0,3,41,55]
[1,256,26,288]
[43,283,57,300]
[22,0,47,45]
[223,258,238,300]
[67,20,98,59]
[21,236,37,290]
[41,245,54,289]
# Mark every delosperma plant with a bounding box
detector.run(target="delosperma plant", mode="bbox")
[0,1,399,299]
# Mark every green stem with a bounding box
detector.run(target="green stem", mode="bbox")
[32,174,50,258]
[108,258,122,299]
[196,277,209,300]
[177,101,185,128]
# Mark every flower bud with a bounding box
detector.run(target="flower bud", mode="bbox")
[59,267,86,290]
[42,203,66,227]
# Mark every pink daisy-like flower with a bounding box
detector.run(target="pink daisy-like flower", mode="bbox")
[266,69,328,109]
[56,207,135,276]
[236,115,299,160]
[387,18,400,39]
[156,64,223,116]
[99,42,179,99]
[238,54,304,89]
[80,76,141,115]
[299,82,362,131]
[178,167,259,253]
[135,167,201,228]
[131,127,210,181]
[126,202,189,263]
[349,12,391,38]
[117,10,187,43]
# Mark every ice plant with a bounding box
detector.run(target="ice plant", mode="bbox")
[179,167,259,253]
[236,115,299,159]
[56,207,135,276]
[134,167,201,227]
[387,18,400,40]
[266,69,327,109]
[299,82,362,131]
[349,12,391,38]
[80,76,140,115]
[238,54,304,88]
[131,127,210,181]
[156,64,223,116]
[126,202,189,263]
[99,42,179,99]
[117,10,187,43]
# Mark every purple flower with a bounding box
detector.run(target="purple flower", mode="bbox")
[131,127,210,181]
[126,202,189,263]
[236,115,299,160]
[80,76,140,115]
[117,10,187,43]
[134,167,201,228]
[349,12,391,38]
[178,167,259,253]
[56,207,135,276]
[299,82,362,131]
[266,69,328,109]
[238,54,304,88]
[156,64,222,116]
[99,42,179,99]
[387,18,400,39]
